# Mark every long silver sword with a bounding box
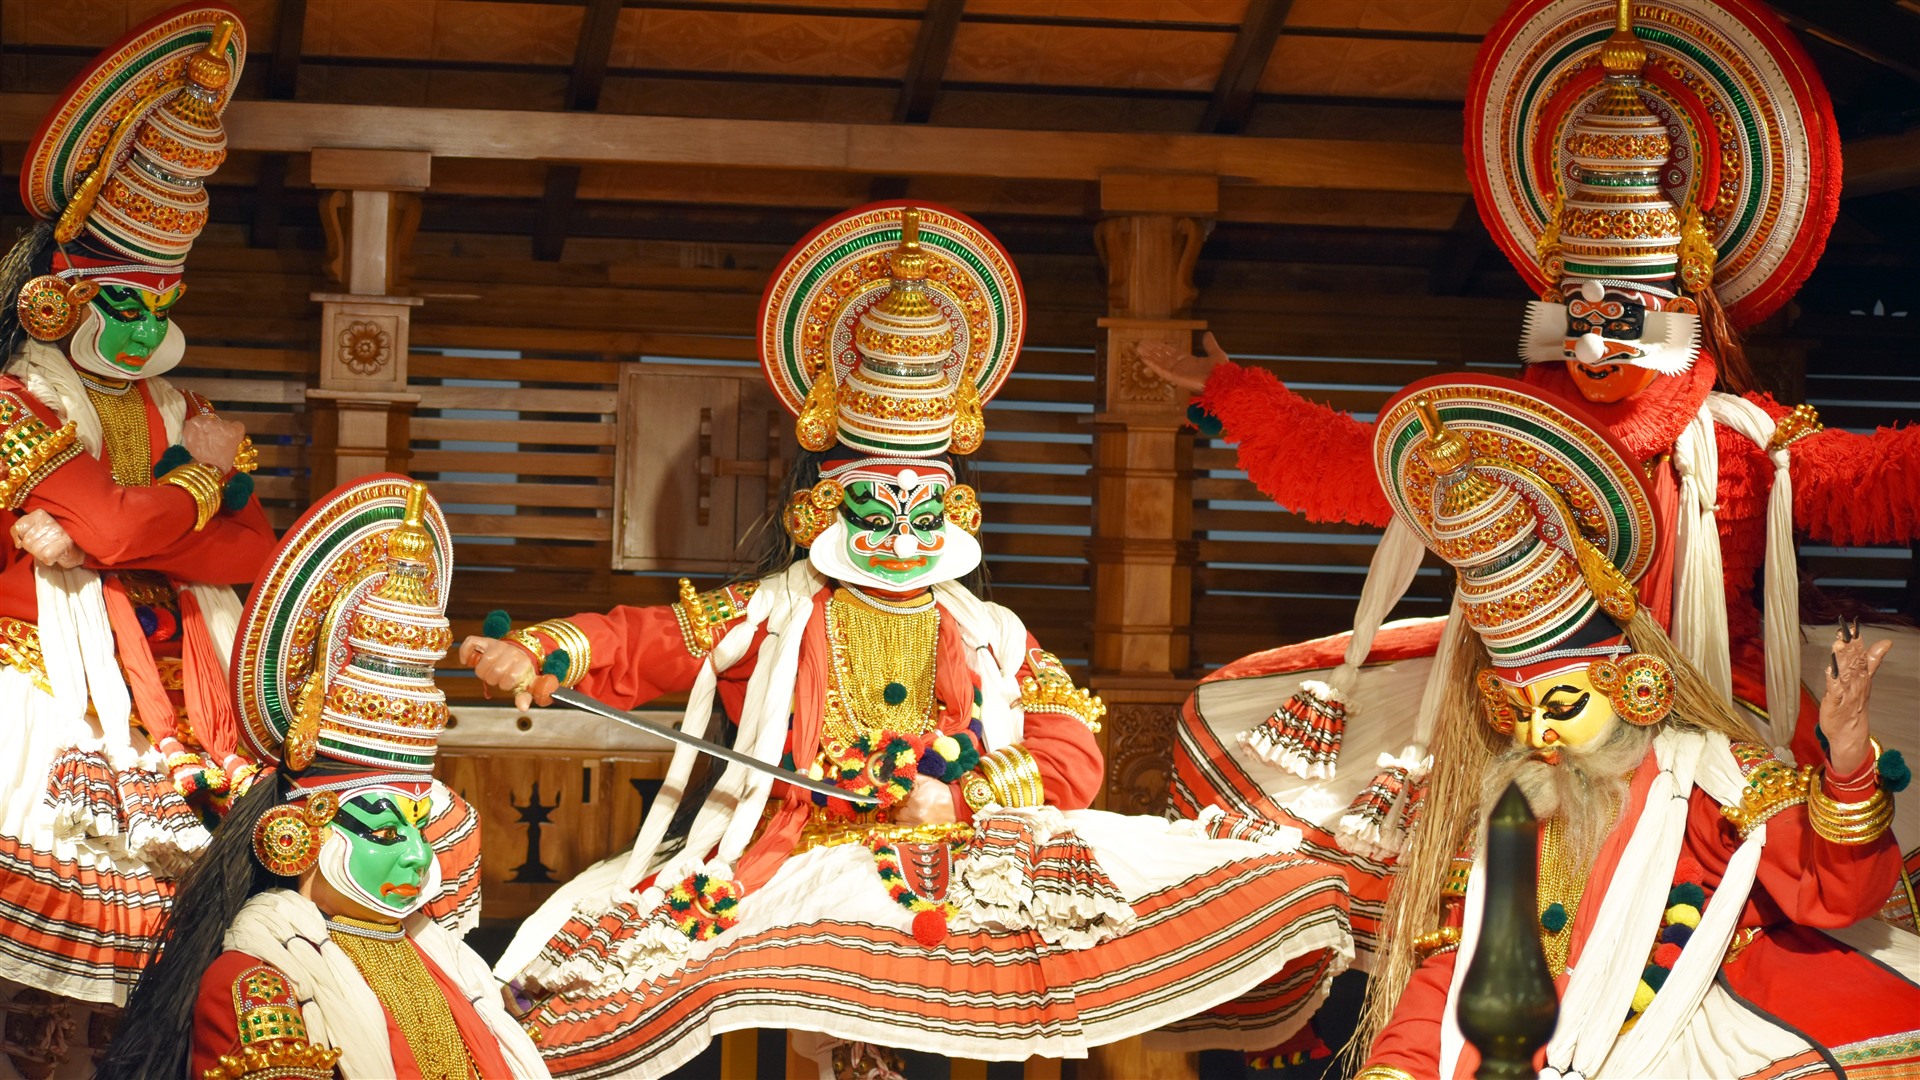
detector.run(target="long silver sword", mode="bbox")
[547,687,877,807]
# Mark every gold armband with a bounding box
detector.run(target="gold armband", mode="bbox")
[1721,758,1811,838]
[1767,403,1822,452]
[510,618,593,688]
[0,394,81,510]
[159,461,224,530]
[1018,649,1105,733]
[975,745,1044,809]
[1354,1067,1417,1080]
[672,577,759,659]
[1806,770,1892,846]
[961,772,996,814]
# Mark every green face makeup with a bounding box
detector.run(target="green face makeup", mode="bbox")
[327,788,434,915]
[88,284,181,375]
[839,478,948,587]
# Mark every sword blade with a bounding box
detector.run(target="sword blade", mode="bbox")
[548,688,875,806]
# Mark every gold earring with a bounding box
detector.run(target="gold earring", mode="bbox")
[782,478,844,547]
[16,276,97,341]
[1477,668,1519,735]
[1588,654,1673,727]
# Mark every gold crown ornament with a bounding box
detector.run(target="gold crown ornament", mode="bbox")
[22,4,245,269]
[1467,0,1841,331]
[234,477,456,775]
[760,202,1025,459]
[1374,375,1657,673]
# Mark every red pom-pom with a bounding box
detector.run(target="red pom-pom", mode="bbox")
[911,907,948,947]
[1652,942,1682,968]
[1674,855,1705,886]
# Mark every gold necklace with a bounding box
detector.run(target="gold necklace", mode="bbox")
[80,376,152,487]
[821,588,940,753]
[326,917,479,1080]
[1537,816,1592,979]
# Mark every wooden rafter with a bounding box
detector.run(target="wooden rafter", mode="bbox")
[251,0,306,247]
[1427,197,1492,296]
[1767,0,1920,85]
[896,0,965,124]
[1199,0,1293,134]
[535,0,624,261]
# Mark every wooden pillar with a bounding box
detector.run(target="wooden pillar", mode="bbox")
[1085,173,1214,1080]
[307,148,428,489]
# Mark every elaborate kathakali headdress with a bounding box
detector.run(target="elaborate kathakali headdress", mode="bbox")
[20,3,242,288]
[1376,375,1675,724]
[234,476,455,779]
[1469,0,1839,372]
[759,201,1025,461]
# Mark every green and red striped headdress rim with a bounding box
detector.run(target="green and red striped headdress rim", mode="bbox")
[757,200,1026,427]
[21,2,245,226]
[1466,0,1839,329]
[233,475,452,767]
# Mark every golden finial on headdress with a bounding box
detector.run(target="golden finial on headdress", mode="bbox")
[1596,0,1651,115]
[375,482,437,605]
[1412,395,1473,476]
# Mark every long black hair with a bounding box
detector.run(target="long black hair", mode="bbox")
[0,223,56,363]
[653,446,991,862]
[97,773,296,1080]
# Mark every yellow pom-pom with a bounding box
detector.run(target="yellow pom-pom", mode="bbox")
[1664,904,1701,929]
[1631,980,1657,1013]
[933,735,960,760]
[808,762,825,781]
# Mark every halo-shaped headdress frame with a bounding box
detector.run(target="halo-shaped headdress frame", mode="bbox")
[1466,0,1839,329]
[1375,373,1657,592]
[758,200,1026,425]
[233,475,453,768]
[20,2,246,228]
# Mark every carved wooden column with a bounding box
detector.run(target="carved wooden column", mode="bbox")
[307,148,428,490]
[1087,173,1213,822]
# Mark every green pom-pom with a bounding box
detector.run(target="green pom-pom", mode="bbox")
[482,610,512,638]
[541,649,571,678]
[221,470,254,511]
[1880,748,1910,794]
[1641,964,1670,991]
[1185,402,1224,438]
[883,681,908,706]
[152,444,193,477]
[1666,882,1707,909]
[1540,902,1568,934]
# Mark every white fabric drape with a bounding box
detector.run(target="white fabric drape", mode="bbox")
[1705,393,1800,746]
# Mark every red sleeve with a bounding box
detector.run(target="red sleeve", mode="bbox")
[1013,638,1103,812]
[1747,392,1920,547]
[1366,946,1457,1077]
[542,603,764,711]
[1686,773,1901,929]
[192,952,339,1079]
[1195,361,1393,527]
[93,497,276,584]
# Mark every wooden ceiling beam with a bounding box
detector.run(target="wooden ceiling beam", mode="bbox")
[1200,0,1293,134]
[1427,198,1493,296]
[251,0,306,248]
[536,0,625,261]
[3,95,1480,193]
[1766,0,1920,85]
[896,0,965,124]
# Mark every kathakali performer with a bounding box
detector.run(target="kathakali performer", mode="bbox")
[99,478,548,1080]
[463,202,1354,1078]
[1350,375,1918,1080]
[1153,0,1920,957]
[0,2,277,1015]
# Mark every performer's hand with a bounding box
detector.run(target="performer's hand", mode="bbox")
[1819,621,1891,778]
[182,413,246,473]
[11,510,84,569]
[892,776,958,826]
[458,635,552,712]
[1136,331,1229,393]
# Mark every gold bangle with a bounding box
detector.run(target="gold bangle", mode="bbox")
[159,462,223,530]
[1806,771,1892,846]
[961,773,995,814]
[1354,1068,1416,1080]
[504,628,546,666]
[980,745,1044,809]
[527,618,592,687]
[1413,926,1462,960]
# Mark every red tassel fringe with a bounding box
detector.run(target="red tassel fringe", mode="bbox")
[1196,363,1393,527]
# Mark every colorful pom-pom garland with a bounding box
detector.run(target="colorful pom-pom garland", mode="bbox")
[870,835,966,946]
[665,872,742,941]
[819,731,923,810]
[1626,857,1711,1026]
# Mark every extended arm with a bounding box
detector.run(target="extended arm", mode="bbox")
[1756,394,1920,546]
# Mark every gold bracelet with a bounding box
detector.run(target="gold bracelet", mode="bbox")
[1413,926,1462,960]
[159,462,223,530]
[1353,1068,1416,1080]
[505,628,546,667]
[529,618,592,687]
[1806,771,1892,846]
[961,773,995,814]
[979,745,1044,808]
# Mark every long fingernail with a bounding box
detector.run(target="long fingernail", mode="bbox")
[1829,657,1840,678]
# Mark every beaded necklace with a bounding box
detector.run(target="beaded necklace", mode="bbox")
[325,915,479,1080]
[821,588,940,752]
[79,374,151,487]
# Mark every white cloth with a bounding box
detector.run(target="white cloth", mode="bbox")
[225,890,548,1079]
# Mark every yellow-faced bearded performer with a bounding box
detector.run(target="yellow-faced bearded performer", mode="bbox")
[1350,376,1916,1080]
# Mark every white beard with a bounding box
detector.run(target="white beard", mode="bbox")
[67,306,186,380]
[806,518,982,592]
[1480,722,1653,867]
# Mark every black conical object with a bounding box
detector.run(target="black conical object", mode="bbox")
[1457,782,1560,1079]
